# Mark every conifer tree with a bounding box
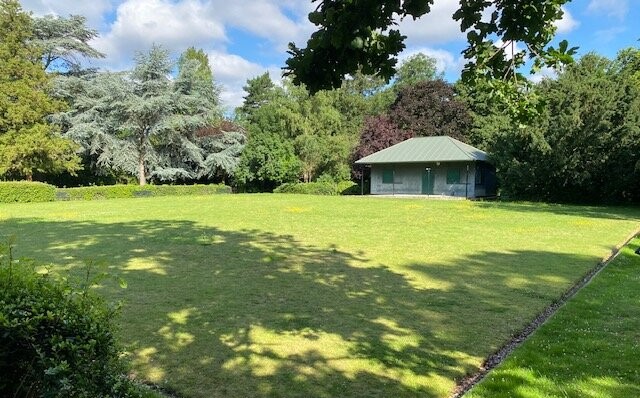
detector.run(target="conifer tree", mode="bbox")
[0,0,79,180]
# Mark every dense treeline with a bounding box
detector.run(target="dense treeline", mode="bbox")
[463,51,640,203]
[0,0,638,203]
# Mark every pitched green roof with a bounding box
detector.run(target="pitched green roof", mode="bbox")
[355,136,488,164]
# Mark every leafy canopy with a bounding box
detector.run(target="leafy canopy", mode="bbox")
[32,14,105,73]
[285,0,578,122]
[53,45,220,185]
[0,0,80,180]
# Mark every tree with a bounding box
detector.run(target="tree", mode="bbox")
[351,115,413,178]
[389,80,472,140]
[195,120,246,183]
[177,47,219,103]
[455,79,513,150]
[492,52,640,203]
[33,14,104,73]
[236,72,283,119]
[285,0,577,122]
[54,45,218,185]
[0,0,80,181]
[235,131,301,192]
[393,53,442,91]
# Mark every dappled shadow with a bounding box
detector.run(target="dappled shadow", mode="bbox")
[465,240,640,398]
[474,201,640,221]
[0,217,628,397]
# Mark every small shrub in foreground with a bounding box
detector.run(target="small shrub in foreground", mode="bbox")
[0,181,56,203]
[0,243,146,397]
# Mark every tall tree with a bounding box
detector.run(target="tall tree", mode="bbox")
[195,120,246,183]
[492,52,640,203]
[351,115,413,176]
[55,45,218,185]
[389,80,472,140]
[0,0,79,181]
[393,53,442,91]
[236,72,283,119]
[285,0,577,122]
[235,131,301,192]
[177,47,219,102]
[33,14,104,73]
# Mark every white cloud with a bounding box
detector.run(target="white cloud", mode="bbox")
[213,0,314,50]
[91,0,226,68]
[530,66,558,83]
[399,47,464,78]
[594,26,627,43]
[554,7,579,34]
[587,0,628,20]
[493,40,523,61]
[208,51,281,111]
[397,0,464,46]
[20,0,116,28]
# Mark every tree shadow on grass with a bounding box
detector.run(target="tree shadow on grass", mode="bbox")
[0,217,626,398]
[474,201,640,221]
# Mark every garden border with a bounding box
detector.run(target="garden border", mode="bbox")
[451,226,640,398]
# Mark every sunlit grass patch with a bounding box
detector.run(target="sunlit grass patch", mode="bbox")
[468,239,640,398]
[1,195,639,398]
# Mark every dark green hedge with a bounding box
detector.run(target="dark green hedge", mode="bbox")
[56,184,231,201]
[0,181,56,203]
[274,181,359,196]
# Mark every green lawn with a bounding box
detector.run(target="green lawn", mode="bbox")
[467,237,640,398]
[0,195,638,398]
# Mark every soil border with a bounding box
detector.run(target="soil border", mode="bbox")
[450,226,640,398]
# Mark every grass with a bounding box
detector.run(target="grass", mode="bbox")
[0,194,638,397]
[467,237,640,398]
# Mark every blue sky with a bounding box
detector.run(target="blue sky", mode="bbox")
[21,0,639,111]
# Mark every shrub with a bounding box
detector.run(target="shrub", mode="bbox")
[56,184,231,201]
[0,243,147,397]
[337,180,359,195]
[0,181,56,203]
[274,181,360,196]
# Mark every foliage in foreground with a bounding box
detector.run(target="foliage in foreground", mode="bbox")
[468,238,640,398]
[0,241,146,397]
[0,181,56,203]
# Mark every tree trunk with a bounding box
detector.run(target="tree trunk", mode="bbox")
[26,172,33,182]
[138,155,146,186]
[138,135,146,186]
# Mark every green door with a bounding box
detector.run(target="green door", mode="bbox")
[422,168,434,194]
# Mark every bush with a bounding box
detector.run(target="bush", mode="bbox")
[0,181,56,203]
[56,184,231,201]
[274,181,360,196]
[0,243,148,397]
[337,180,359,195]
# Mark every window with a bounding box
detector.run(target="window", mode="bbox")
[446,168,461,184]
[382,169,394,184]
[475,166,483,185]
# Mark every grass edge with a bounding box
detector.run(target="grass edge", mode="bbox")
[451,225,640,398]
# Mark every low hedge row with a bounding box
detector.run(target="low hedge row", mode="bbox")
[0,181,56,203]
[56,184,231,201]
[0,182,232,203]
[274,180,360,196]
